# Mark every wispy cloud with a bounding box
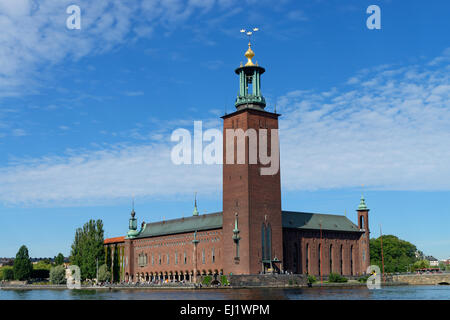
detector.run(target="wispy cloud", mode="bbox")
[0,0,237,98]
[0,49,448,206]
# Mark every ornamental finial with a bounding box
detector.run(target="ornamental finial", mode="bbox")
[240,27,259,66]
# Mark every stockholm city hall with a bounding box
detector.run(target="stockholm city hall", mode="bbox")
[104,40,371,283]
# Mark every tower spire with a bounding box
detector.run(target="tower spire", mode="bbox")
[235,27,266,110]
[193,191,199,216]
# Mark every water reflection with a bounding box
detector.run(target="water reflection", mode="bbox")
[1,285,449,300]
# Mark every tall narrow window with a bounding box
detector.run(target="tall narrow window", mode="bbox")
[184,252,187,264]
[261,224,266,260]
[330,245,333,273]
[350,245,354,275]
[167,253,170,265]
[293,243,298,273]
[306,244,310,274]
[360,216,365,229]
[261,223,272,262]
[212,248,215,263]
[202,248,205,264]
[318,244,322,276]
[175,251,178,265]
[266,224,272,261]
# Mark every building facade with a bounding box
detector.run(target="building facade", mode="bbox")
[104,43,371,282]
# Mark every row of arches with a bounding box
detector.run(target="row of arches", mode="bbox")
[124,269,223,283]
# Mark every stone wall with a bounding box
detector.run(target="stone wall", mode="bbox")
[392,274,450,285]
[227,274,307,287]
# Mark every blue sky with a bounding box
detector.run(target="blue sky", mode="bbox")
[0,0,449,260]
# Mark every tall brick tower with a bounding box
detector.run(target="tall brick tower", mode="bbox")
[222,40,283,275]
[357,195,370,274]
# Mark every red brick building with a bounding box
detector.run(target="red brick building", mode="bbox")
[104,43,370,282]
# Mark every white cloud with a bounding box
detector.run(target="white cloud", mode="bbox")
[279,49,450,191]
[0,0,237,98]
[0,49,449,206]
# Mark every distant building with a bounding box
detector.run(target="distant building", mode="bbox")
[426,256,439,267]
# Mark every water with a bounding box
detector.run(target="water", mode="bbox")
[0,285,449,300]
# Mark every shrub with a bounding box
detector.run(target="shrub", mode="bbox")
[358,275,370,283]
[220,275,229,285]
[49,265,66,284]
[97,264,111,282]
[202,275,212,286]
[1,267,14,281]
[307,275,317,284]
[328,272,348,283]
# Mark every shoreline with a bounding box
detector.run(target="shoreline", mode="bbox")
[0,281,410,290]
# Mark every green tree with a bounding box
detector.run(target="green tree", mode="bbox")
[412,259,430,271]
[1,267,14,280]
[49,265,66,284]
[13,245,33,281]
[97,264,111,282]
[54,253,65,266]
[70,219,105,280]
[370,235,417,273]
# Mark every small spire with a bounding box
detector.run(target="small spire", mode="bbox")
[131,196,135,218]
[274,103,277,113]
[358,195,368,210]
[193,192,199,216]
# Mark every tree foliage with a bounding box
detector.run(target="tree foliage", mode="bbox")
[70,219,105,280]
[54,253,65,266]
[13,245,33,281]
[98,264,111,282]
[1,267,14,280]
[112,245,120,283]
[50,265,67,284]
[370,235,417,273]
[105,246,112,272]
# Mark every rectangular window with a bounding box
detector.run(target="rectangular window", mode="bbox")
[175,251,178,265]
[167,253,170,265]
[212,248,215,263]
[184,252,187,264]
[202,249,205,264]
[159,254,161,265]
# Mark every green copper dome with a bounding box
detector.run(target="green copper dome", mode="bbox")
[357,195,368,211]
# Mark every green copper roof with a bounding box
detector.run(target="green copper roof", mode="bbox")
[135,212,222,238]
[282,211,362,233]
[132,210,362,239]
[357,195,368,210]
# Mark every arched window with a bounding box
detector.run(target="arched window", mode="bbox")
[261,224,266,260]
[293,243,298,273]
[360,216,365,229]
[306,243,310,274]
[329,245,333,273]
[266,224,272,261]
[261,223,272,262]
[318,244,322,276]
[350,245,354,275]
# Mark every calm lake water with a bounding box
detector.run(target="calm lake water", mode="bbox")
[1,285,449,300]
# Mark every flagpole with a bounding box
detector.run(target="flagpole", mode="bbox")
[380,224,385,283]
